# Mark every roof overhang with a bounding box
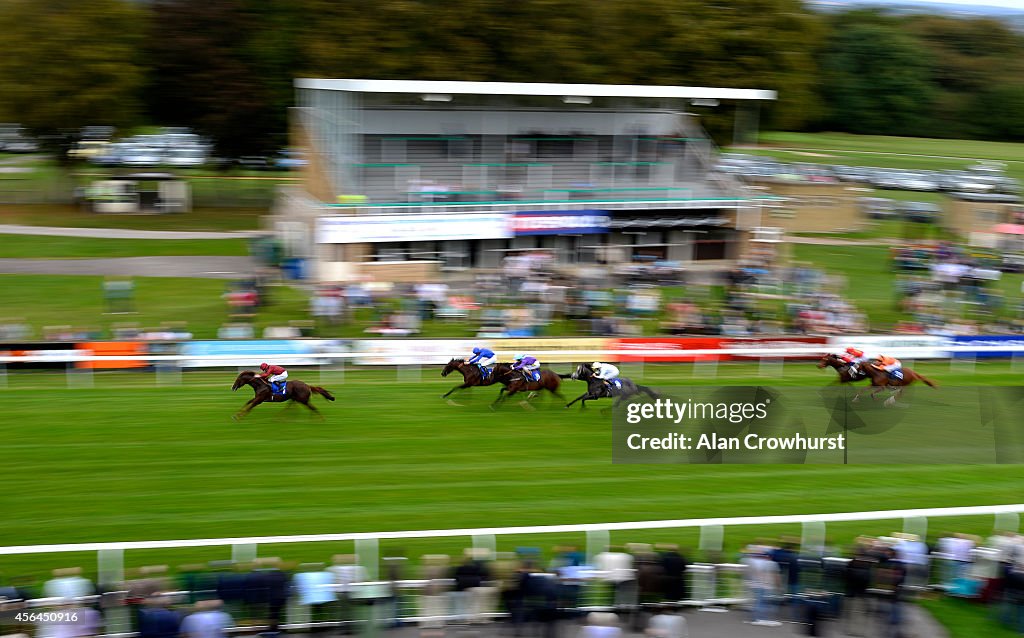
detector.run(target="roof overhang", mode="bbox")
[295,79,776,102]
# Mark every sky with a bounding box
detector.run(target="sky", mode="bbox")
[849,0,1024,9]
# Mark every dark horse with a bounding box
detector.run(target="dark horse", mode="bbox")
[440,359,514,401]
[231,370,336,420]
[563,363,658,409]
[817,353,874,384]
[492,368,565,409]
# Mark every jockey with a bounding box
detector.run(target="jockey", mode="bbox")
[259,362,288,394]
[512,353,541,382]
[591,361,621,390]
[467,346,497,378]
[838,347,869,374]
[874,355,903,382]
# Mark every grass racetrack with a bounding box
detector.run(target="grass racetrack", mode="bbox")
[2,362,1022,581]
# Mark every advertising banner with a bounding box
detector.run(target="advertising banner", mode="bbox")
[827,335,949,359]
[354,339,478,366]
[512,211,611,236]
[179,340,338,368]
[74,342,148,369]
[720,336,828,361]
[612,338,723,362]
[951,335,1024,358]
[0,342,78,369]
[317,213,511,244]
[488,338,611,364]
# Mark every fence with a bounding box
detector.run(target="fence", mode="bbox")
[3,343,1024,389]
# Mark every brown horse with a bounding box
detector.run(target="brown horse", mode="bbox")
[231,370,336,420]
[440,359,514,401]
[492,368,565,409]
[859,362,937,405]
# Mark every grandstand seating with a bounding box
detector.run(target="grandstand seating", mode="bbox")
[355,135,723,203]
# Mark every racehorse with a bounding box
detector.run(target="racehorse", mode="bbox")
[231,370,336,420]
[491,368,565,409]
[817,353,874,384]
[859,361,937,404]
[563,363,658,409]
[440,359,514,400]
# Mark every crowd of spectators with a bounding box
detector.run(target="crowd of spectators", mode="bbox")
[3,528,1023,637]
[6,239,1024,343]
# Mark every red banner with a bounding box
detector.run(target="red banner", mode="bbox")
[719,336,828,360]
[611,336,829,362]
[612,337,723,362]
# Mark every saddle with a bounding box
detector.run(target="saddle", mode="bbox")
[270,381,287,396]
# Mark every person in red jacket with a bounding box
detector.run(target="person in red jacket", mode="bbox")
[259,362,288,395]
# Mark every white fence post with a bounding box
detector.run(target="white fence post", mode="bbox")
[699,524,724,558]
[472,534,496,560]
[995,512,1020,534]
[356,537,380,581]
[586,529,610,564]
[66,361,94,389]
[903,516,928,540]
[801,521,826,554]
[232,543,258,564]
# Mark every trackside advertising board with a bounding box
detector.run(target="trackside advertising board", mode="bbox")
[951,335,1024,358]
[317,214,511,244]
[512,211,611,236]
[827,335,948,359]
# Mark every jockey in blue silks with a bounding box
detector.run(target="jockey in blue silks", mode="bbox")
[467,346,498,378]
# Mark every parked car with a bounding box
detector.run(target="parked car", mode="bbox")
[236,156,271,170]
[274,149,307,170]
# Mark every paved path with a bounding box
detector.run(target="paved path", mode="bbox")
[0,224,262,240]
[295,604,949,638]
[0,256,257,278]
[786,235,890,247]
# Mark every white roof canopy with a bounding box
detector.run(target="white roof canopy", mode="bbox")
[295,78,776,101]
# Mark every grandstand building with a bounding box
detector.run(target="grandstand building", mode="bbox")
[273,79,778,281]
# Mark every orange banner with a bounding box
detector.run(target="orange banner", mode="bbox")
[74,342,148,369]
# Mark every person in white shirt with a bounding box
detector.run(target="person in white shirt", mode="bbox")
[591,362,621,391]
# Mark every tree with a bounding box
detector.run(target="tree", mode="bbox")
[0,0,145,137]
[145,0,280,157]
[820,19,937,136]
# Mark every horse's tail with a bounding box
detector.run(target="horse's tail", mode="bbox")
[311,386,337,401]
[913,371,937,388]
[638,385,659,399]
[557,373,574,379]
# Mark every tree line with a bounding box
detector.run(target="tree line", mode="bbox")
[1,0,1022,156]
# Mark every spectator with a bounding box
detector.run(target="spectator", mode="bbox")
[138,596,181,638]
[179,599,233,638]
[742,546,782,627]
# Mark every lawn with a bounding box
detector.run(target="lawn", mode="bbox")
[732,132,1024,183]
[0,362,1021,583]
[0,235,250,259]
[0,204,266,232]
[0,275,311,338]
[790,243,1024,330]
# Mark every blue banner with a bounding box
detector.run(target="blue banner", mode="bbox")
[951,335,1024,358]
[180,340,321,367]
[512,210,611,236]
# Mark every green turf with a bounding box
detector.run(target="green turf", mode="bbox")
[0,204,265,231]
[0,363,1021,581]
[732,132,1024,183]
[0,235,250,259]
[0,275,311,338]
[920,597,1022,638]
